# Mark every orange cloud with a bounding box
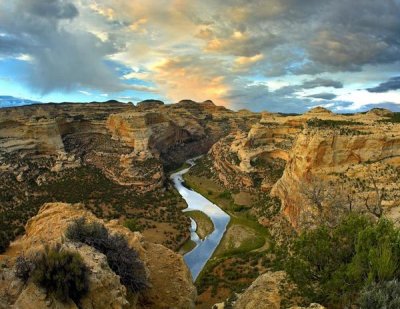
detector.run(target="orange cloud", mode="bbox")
[234,54,264,67]
[89,3,115,20]
[151,58,230,106]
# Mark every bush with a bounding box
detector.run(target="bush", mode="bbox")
[359,280,400,309]
[66,218,148,293]
[123,218,143,232]
[284,214,400,307]
[15,255,33,283]
[0,231,10,253]
[31,245,89,303]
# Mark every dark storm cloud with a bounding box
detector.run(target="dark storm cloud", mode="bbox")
[0,0,126,93]
[24,0,79,19]
[224,82,315,113]
[367,76,400,93]
[307,93,337,100]
[301,78,343,89]
[196,0,400,76]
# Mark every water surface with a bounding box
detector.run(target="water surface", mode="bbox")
[170,159,230,280]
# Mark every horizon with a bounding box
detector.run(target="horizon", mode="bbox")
[1,0,400,113]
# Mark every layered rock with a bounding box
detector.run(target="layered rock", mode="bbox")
[271,117,400,228]
[208,107,400,229]
[0,202,196,309]
[0,100,259,193]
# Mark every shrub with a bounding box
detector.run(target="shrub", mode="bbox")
[284,214,400,307]
[15,255,33,283]
[123,218,143,232]
[359,280,400,309]
[31,245,89,303]
[219,191,232,200]
[0,231,10,253]
[66,218,148,293]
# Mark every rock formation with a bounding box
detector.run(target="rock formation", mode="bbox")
[208,107,400,229]
[0,202,196,309]
[232,271,325,309]
[0,100,259,193]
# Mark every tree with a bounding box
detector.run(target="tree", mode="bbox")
[284,214,400,307]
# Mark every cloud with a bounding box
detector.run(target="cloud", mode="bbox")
[151,55,230,105]
[307,93,337,100]
[367,76,400,93]
[301,78,343,89]
[79,90,92,96]
[363,102,400,112]
[1,0,400,113]
[0,0,126,93]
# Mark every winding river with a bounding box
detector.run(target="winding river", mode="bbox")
[170,159,230,280]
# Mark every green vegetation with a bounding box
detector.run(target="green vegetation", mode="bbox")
[250,157,286,183]
[66,218,148,293]
[0,231,10,254]
[359,280,400,308]
[17,245,89,304]
[196,251,271,298]
[0,161,190,252]
[15,255,33,283]
[216,216,267,256]
[183,158,272,306]
[180,238,197,254]
[185,210,214,239]
[306,118,363,128]
[123,218,143,232]
[380,112,400,123]
[280,214,400,308]
[306,118,370,135]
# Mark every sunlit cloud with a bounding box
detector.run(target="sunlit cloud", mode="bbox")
[0,0,399,111]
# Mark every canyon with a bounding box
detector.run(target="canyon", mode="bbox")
[1,100,400,308]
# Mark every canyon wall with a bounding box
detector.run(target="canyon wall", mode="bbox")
[209,107,400,229]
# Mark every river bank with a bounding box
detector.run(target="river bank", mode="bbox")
[170,159,230,280]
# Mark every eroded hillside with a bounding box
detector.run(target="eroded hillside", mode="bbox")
[208,107,400,230]
[0,100,259,252]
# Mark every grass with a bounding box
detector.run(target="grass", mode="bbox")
[0,162,191,253]
[185,210,214,239]
[168,162,191,174]
[180,239,197,254]
[182,170,270,266]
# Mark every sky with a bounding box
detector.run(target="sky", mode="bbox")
[0,0,400,113]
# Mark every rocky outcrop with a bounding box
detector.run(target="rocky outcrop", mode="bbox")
[232,271,324,309]
[271,118,400,228]
[0,202,196,309]
[209,113,302,192]
[233,271,287,309]
[0,100,259,193]
[207,107,400,229]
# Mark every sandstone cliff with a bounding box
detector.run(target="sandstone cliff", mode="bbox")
[0,100,259,193]
[0,202,196,309]
[208,107,400,229]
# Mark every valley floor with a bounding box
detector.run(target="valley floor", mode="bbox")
[181,162,272,308]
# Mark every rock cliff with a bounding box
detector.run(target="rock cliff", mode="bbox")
[208,107,400,229]
[0,202,196,309]
[0,100,259,193]
[231,271,324,309]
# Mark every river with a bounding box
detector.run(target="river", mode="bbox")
[170,159,230,280]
